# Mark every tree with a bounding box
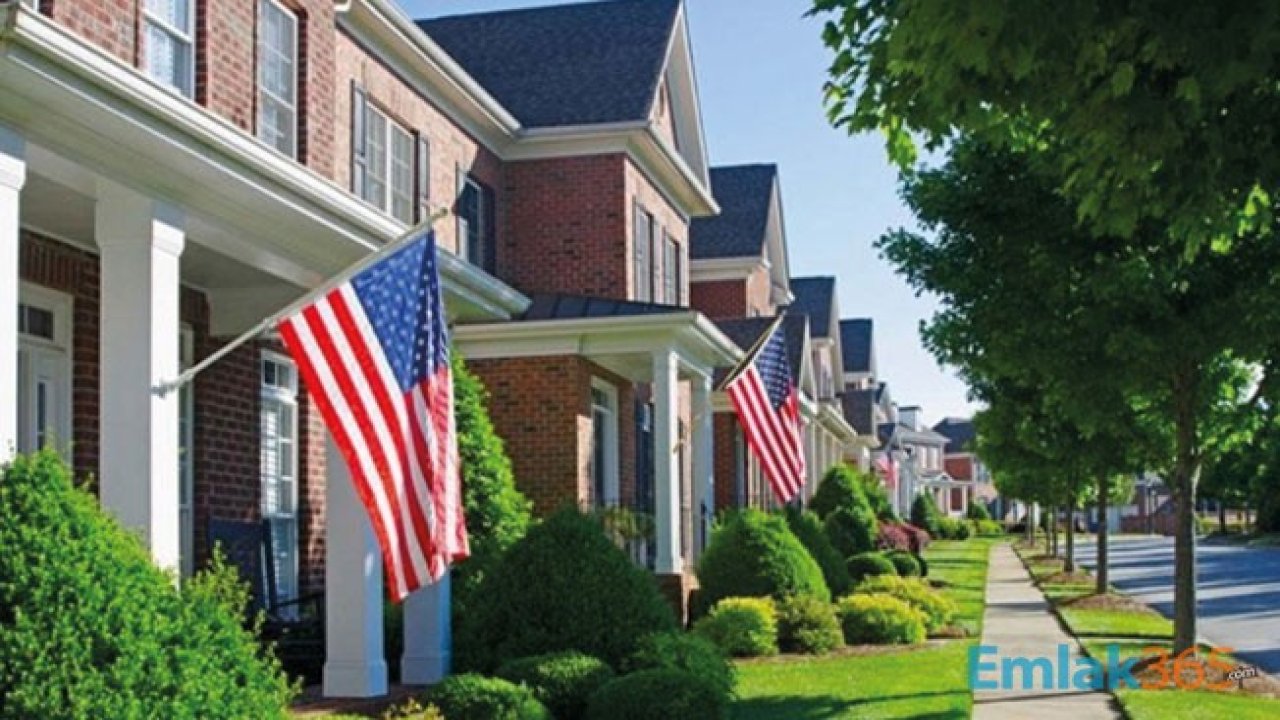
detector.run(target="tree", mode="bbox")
[811,0,1280,251]
[879,139,1278,653]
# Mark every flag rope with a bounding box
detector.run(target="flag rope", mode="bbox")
[154,209,450,396]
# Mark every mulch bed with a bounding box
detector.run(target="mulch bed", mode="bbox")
[1060,593,1154,613]
[1041,571,1094,585]
[1129,653,1280,698]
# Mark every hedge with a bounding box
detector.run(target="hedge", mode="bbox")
[495,652,614,720]
[696,509,829,607]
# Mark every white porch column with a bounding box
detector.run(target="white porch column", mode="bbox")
[652,348,681,574]
[0,126,24,460]
[691,373,714,558]
[324,435,388,697]
[401,575,450,685]
[95,181,184,571]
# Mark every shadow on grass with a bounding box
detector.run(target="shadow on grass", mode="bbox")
[732,690,969,720]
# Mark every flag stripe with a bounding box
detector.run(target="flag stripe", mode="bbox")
[724,320,806,504]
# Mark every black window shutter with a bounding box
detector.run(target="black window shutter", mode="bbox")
[414,133,430,223]
[351,82,367,196]
[481,182,496,274]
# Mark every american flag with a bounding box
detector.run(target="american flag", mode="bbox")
[876,453,898,489]
[725,318,805,503]
[278,231,467,602]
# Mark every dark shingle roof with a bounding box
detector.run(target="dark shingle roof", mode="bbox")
[788,277,836,338]
[841,389,876,436]
[520,293,684,321]
[933,418,977,454]
[690,165,777,260]
[417,0,680,129]
[714,315,807,386]
[840,318,873,374]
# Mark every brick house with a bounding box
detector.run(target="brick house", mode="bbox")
[687,165,858,511]
[0,0,746,699]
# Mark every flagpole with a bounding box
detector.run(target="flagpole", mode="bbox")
[715,310,788,392]
[155,209,450,396]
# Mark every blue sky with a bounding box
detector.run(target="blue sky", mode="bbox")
[402,0,978,424]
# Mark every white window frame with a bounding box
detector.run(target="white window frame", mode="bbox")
[16,282,72,459]
[20,0,39,11]
[357,104,414,223]
[143,0,196,98]
[256,0,299,158]
[590,378,620,507]
[178,327,195,578]
[260,352,300,604]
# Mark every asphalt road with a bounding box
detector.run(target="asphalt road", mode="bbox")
[1075,536,1280,674]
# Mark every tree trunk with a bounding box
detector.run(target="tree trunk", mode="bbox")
[1218,501,1226,533]
[1051,507,1060,557]
[1171,369,1203,656]
[1096,475,1110,595]
[1065,499,1076,573]
[1027,502,1035,544]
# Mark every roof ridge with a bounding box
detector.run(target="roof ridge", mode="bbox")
[419,0,674,25]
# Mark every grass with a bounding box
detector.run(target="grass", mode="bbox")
[731,537,1001,720]
[1057,607,1173,638]
[1116,689,1280,719]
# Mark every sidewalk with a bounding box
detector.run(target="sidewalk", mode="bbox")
[972,544,1121,720]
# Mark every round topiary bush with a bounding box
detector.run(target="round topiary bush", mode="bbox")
[775,595,844,654]
[495,651,614,720]
[422,674,551,720]
[846,551,897,584]
[624,632,736,703]
[966,502,992,522]
[456,508,676,671]
[0,452,295,719]
[584,670,727,720]
[825,506,879,558]
[692,597,778,657]
[856,576,956,633]
[836,593,927,645]
[810,464,872,519]
[696,509,830,608]
[884,550,922,577]
[910,494,943,536]
[783,507,853,596]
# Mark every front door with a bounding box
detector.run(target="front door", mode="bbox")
[15,285,71,457]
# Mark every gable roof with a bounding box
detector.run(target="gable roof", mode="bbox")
[417,0,681,129]
[789,277,836,338]
[841,389,876,436]
[933,417,977,454]
[840,318,873,374]
[690,164,777,260]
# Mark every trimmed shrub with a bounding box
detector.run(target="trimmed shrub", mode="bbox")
[422,674,551,720]
[973,519,1004,536]
[697,509,830,607]
[846,551,898,584]
[624,632,736,702]
[915,553,930,577]
[966,502,992,521]
[456,508,675,671]
[900,523,932,554]
[379,699,446,719]
[824,506,878,557]
[910,493,944,536]
[776,595,844,654]
[940,517,972,540]
[692,597,778,657]
[783,507,853,595]
[856,575,956,633]
[885,550,922,577]
[495,652,614,720]
[837,593,926,645]
[585,669,727,720]
[0,451,295,719]
[451,357,535,665]
[876,522,911,552]
[810,464,872,519]
[858,474,898,522]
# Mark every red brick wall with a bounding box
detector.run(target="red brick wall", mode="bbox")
[502,154,629,299]
[296,372,327,595]
[45,0,336,179]
[691,279,749,320]
[713,413,737,512]
[625,158,689,306]
[18,232,100,481]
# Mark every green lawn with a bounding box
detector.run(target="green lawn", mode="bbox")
[731,538,1001,720]
[1117,689,1280,720]
[1040,581,1097,604]
[1057,607,1173,638]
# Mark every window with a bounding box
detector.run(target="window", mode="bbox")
[457,173,496,273]
[261,355,299,605]
[662,231,679,305]
[589,380,619,508]
[144,0,194,96]
[633,203,653,301]
[351,88,415,224]
[257,0,298,157]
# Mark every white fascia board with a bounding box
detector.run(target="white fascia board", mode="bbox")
[340,0,520,147]
[690,256,766,282]
[817,403,858,442]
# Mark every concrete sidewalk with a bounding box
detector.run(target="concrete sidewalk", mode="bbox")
[972,544,1120,720]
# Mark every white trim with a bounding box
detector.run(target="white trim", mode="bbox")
[260,350,300,604]
[142,0,196,98]
[589,378,620,507]
[689,256,767,282]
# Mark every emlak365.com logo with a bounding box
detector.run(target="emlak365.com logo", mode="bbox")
[969,644,1256,691]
